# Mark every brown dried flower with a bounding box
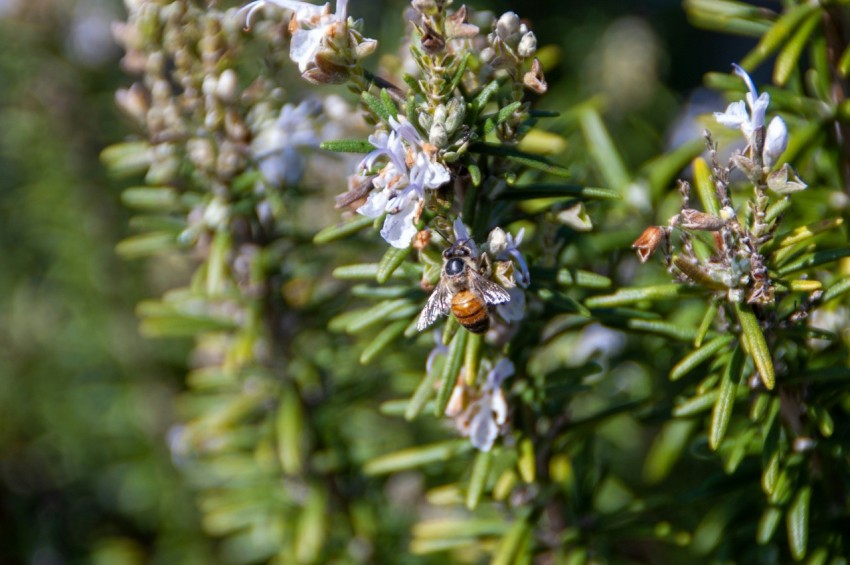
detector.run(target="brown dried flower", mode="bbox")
[632,225,664,263]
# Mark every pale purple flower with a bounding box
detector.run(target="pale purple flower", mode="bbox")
[251,99,322,186]
[763,115,788,168]
[239,0,354,73]
[714,63,787,167]
[452,216,479,255]
[487,227,530,288]
[464,358,514,451]
[357,117,451,248]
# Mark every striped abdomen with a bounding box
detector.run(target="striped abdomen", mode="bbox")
[451,290,489,334]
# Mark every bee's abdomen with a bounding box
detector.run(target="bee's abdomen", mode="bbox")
[451,290,489,334]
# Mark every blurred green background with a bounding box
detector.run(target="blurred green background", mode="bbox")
[0,0,758,562]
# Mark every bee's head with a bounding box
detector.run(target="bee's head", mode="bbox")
[445,256,465,275]
[443,239,472,259]
[443,240,473,276]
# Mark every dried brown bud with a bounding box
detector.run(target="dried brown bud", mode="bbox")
[412,229,432,250]
[335,175,374,210]
[523,58,547,94]
[420,22,446,54]
[680,209,725,231]
[445,5,479,39]
[302,53,350,85]
[632,226,664,263]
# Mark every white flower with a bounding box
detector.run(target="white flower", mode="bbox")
[251,99,322,186]
[487,227,530,288]
[763,115,788,168]
[239,0,351,72]
[464,358,514,451]
[357,117,451,248]
[714,63,787,167]
[714,63,768,138]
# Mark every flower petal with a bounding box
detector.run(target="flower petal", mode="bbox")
[453,217,472,242]
[487,227,507,255]
[732,63,758,100]
[289,27,325,72]
[748,92,769,131]
[357,187,388,218]
[487,358,515,388]
[763,116,788,168]
[468,401,498,451]
[714,100,748,129]
[380,193,419,248]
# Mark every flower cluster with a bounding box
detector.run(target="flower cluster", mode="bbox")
[445,358,514,451]
[356,116,451,248]
[633,65,805,306]
[714,63,787,170]
[241,0,376,84]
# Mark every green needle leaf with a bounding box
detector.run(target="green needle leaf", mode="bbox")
[670,335,734,382]
[364,440,472,475]
[585,284,692,308]
[757,506,783,545]
[773,11,821,85]
[469,143,571,178]
[491,511,532,565]
[377,246,413,284]
[313,215,374,244]
[406,367,441,421]
[709,344,744,450]
[694,299,720,347]
[434,330,468,416]
[360,320,408,364]
[734,302,775,390]
[787,486,811,560]
[320,138,376,153]
[496,184,619,200]
[580,106,630,191]
[740,3,820,70]
[466,450,492,510]
[362,91,390,122]
[777,246,850,276]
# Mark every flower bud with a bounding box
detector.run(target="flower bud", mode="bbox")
[429,122,448,148]
[202,74,218,97]
[187,137,216,172]
[495,11,520,40]
[418,111,433,132]
[487,227,508,254]
[115,83,149,124]
[762,116,788,168]
[433,104,447,125]
[216,69,238,102]
[445,98,466,134]
[680,209,725,231]
[517,31,536,58]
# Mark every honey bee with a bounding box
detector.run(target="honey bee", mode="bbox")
[416,240,511,334]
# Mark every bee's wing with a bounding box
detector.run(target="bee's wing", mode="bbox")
[470,276,511,306]
[417,281,452,331]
